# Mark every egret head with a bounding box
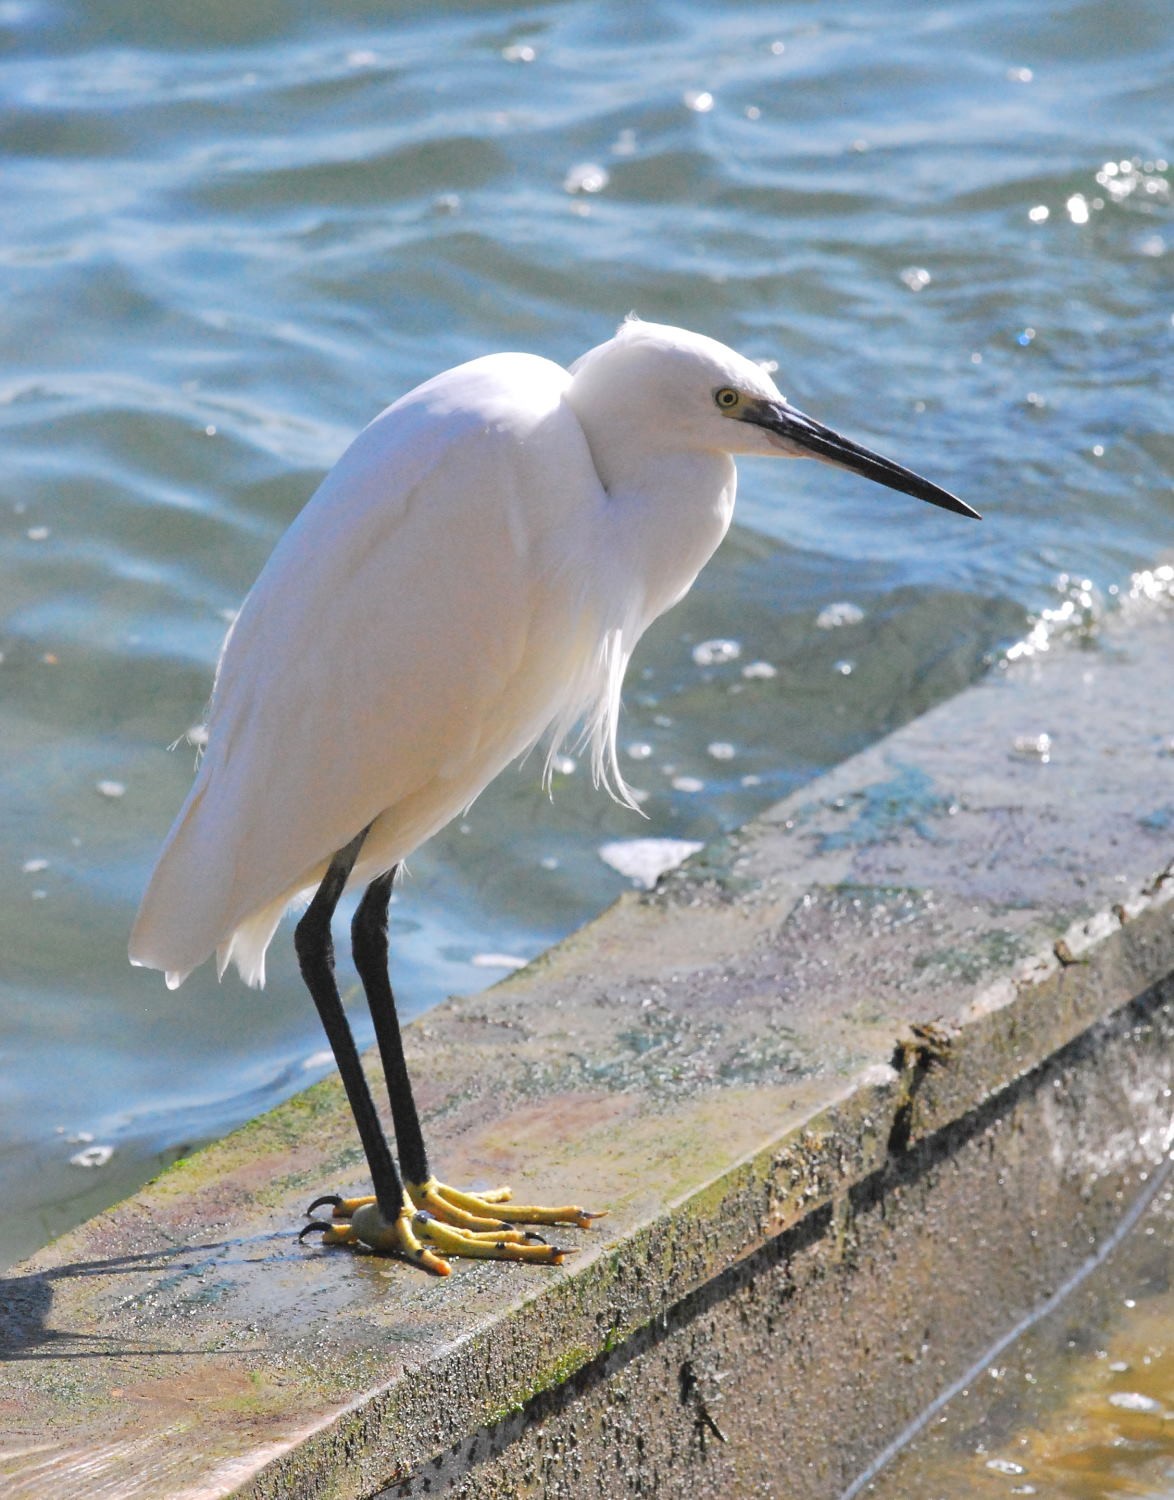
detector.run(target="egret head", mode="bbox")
[571,319,978,519]
[570,319,784,453]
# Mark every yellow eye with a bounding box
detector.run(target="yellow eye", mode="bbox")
[714,387,740,410]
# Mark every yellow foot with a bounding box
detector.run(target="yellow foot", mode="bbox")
[299,1192,579,1269]
[407,1176,605,1233]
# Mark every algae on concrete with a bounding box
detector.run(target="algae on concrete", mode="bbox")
[1,607,1171,1500]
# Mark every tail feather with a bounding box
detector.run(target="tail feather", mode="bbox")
[131,767,326,990]
[130,776,276,988]
[214,893,293,989]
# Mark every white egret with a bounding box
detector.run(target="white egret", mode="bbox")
[130,319,978,1272]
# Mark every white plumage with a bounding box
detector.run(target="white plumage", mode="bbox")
[131,318,973,992]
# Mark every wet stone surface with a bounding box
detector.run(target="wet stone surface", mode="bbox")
[0,605,1170,1499]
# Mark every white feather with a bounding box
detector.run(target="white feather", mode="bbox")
[130,322,797,987]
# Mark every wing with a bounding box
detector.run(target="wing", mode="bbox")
[130,352,606,985]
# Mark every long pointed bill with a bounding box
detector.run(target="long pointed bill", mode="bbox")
[744,398,980,519]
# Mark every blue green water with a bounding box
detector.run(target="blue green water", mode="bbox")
[1,1,1169,1275]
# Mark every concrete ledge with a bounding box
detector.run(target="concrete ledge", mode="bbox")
[2,604,1172,1499]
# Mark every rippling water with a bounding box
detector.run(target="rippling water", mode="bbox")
[1,1,1170,1284]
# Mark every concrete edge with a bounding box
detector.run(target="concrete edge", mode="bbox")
[238,883,1174,1497]
[3,605,1172,1500]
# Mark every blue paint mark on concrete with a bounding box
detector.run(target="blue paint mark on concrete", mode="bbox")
[815,763,956,852]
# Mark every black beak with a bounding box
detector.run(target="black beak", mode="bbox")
[744,398,980,520]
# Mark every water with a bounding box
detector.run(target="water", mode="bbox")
[1,0,1169,1307]
[858,1165,1174,1499]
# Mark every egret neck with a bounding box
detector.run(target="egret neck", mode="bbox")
[566,384,738,629]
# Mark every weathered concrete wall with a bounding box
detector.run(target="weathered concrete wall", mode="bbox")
[1,600,1171,1500]
[407,949,1172,1499]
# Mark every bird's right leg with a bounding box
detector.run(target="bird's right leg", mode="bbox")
[293,829,448,1273]
[348,869,588,1263]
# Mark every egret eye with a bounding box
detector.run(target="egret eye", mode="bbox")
[714,387,740,410]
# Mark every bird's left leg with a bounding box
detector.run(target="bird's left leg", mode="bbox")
[295,832,448,1272]
[345,868,603,1259]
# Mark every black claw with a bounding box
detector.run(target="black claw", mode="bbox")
[298,1219,335,1243]
[524,1230,549,1245]
[306,1194,342,1216]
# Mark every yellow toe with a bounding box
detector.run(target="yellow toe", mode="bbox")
[408,1176,604,1232]
[412,1211,570,1265]
[300,1177,601,1271]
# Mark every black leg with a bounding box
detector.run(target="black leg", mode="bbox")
[294,828,404,1221]
[351,867,431,1187]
